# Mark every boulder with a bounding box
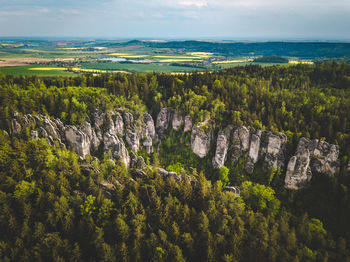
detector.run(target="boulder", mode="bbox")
[212,126,232,168]
[191,125,212,158]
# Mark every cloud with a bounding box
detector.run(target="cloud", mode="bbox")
[178,1,208,8]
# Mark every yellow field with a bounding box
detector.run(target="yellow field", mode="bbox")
[212,59,253,64]
[187,52,213,57]
[289,60,314,65]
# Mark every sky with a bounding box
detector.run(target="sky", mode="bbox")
[0,0,350,40]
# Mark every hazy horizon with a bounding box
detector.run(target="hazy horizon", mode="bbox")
[1,0,350,40]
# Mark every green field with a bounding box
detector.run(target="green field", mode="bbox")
[81,62,206,73]
[0,65,75,77]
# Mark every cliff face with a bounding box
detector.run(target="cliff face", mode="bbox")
[9,107,340,190]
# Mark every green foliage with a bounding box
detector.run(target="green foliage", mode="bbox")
[241,181,280,215]
[80,195,96,218]
[218,166,229,186]
[13,180,36,201]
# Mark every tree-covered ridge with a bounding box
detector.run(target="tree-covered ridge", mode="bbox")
[0,62,350,261]
[0,132,349,261]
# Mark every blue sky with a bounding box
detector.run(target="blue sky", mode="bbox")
[0,0,350,39]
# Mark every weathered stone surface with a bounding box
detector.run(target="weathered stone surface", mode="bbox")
[143,113,156,138]
[107,112,124,136]
[125,129,140,152]
[184,116,193,132]
[284,137,339,190]
[260,132,287,170]
[212,126,232,168]
[312,140,339,175]
[103,132,130,168]
[142,113,155,154]
[121,112,140,152]
[172,111,184,131]
[43,117,59,139]
[191,125,212,158]
[232,126,250,162]
[246,130,262,173]
[285,149,312,190]
[65,125,91,158]
[157,168,168,176]
[222,186,240,195]
[81,122,100,152]
[156,108,174,138]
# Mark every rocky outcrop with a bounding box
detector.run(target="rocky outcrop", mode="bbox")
[103,132,130,168]
[222,186,240,195]
[212,126,233,168]
[191,125,212,158]
[184,116,193,132]
[231,126,250,162]
[284,137,339,189]
[142,113,155,154]
[284,147,312,190]
[172,112,184,131]
[260,132,287,170]
[107,112,124,136]
[65,126,91,158]
[156,108,174,138]
[246,130,262,173]
[81,122,100,152]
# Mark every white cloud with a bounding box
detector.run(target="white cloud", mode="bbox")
[178,1,207,8]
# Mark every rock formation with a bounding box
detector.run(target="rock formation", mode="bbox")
[7,109,342,191]
[191,125,212,158]
[212,126,233,168]
[172,111,184,131]
[156,107,174,138]
[246,130,262,173]
[284,137,339,189]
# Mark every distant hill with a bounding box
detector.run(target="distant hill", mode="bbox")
[145,40,350,59]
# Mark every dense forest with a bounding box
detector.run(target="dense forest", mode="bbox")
[0,62,350,261]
